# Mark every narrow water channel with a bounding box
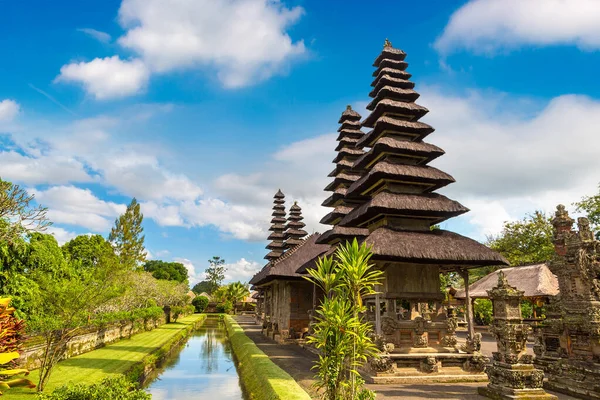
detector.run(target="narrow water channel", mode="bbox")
[145,316,246,400]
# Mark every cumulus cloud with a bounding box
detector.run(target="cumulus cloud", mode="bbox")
[223,258,262,283]
[435,0,600,54]
[117,0,306,88]
[30,186,126,231]
[0,151,91,185]
[45,226,80,246]
[56,56,149,100]
[173,257,199,286]
[0,99,20,122]
[77,28,112,43]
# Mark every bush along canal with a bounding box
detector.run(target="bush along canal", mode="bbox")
[144,315,246,400]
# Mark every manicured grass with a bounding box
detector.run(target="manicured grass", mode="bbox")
[5,314,206,400]
[224,316,311,400]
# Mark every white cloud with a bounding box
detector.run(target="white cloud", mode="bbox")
[56,56,149,100]
[77,28,112,43]
[223,258,262,283]
[45,226,80,246]
[30,186,126,232]
[173,257,199,286]
[0,99,20,122]
[0,151,91,185]
[117,0,306,88]
[435,0,600,54]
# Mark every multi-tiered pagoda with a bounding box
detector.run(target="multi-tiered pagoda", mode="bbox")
[284,202,308,248]
[316,106,369,246]
[336,40,507,382]
[265,190,287,261]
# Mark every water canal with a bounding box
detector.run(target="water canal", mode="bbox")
[144,316,246,400]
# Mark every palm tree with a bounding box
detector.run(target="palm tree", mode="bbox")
[226,282,249,314]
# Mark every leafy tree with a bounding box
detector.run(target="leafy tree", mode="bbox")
[0,178,50,244]
[575,183,600,239]
[191,280,214,295]
[305,239,382,400]
[204,256,226,293]
[143,260,188,284]
[486,211,554,267]
[192,296,209,313]
[62,234,118,271]
[108,198,146,271]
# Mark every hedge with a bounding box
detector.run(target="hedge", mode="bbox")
[224,316,311,400]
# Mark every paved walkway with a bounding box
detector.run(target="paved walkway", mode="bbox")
[234,316,577,400]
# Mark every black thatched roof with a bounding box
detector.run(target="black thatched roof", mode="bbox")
[339,192,469,227]
[374,44,406,65]
[320,205,354,225]
[371,68,412,88]
[250,234,330,286]
[363,98,429,127]
[338,105,361,123]
[315,226,369,245]
[353,137,444,169]
[346,162,455,198]
[367,87,420,109]
[364,227,509,266]
[360,115,434,138]
[370,74,415,92]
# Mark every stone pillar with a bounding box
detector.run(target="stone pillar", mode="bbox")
[479,271,556,400]
[458,268,479,353]
[375,288,382,335]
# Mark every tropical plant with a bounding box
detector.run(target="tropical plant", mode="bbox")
[226,282,250,314]
[304,239,382,400]
[192,296,209,313]
[37,376,151,400]
[0,298,35,395]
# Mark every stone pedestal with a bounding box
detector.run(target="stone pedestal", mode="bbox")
[479,271,557,400]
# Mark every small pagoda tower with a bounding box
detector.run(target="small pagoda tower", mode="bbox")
[338,40,507,382]
[265,190,287,261]
[316,106,369,246]
[284,202,308,249]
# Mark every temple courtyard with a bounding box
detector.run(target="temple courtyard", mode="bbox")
[234,316,575,400]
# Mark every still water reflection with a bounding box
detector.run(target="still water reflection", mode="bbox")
[145,317,246,400]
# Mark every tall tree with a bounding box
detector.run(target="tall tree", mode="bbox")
[486,211,554,267]
[204,256,226,293]
[62,234,118,271]
[108,198,146,271]
[191,280,214,295]
[143,260,188,284]
[0,178,50,244]
[575,183,600,239]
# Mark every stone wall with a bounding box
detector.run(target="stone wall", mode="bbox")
[20,317,166,370]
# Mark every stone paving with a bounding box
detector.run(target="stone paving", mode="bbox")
[234,316,577,400]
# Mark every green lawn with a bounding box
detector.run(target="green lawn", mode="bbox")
[5,314,206,399]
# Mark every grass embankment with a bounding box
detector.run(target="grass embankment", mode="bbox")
[6,314,206,400]
[224,316,311,400]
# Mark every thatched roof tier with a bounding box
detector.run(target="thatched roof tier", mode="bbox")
[327,164,362,178]
[266,190,288,261]
[364,228,509,266]
[333,147,364,161]
[367,87,420,109]
[338,105,361,123]
[339,192,469,228]
[336,137,360,149]
[320,205,354,225]
[284,202,308,249]
[454,264,559,299]
[336,129,363,141]
[372,68,412,88]
[251,234,330,285]
[374,58,408,73]
[363,100,428,128]
[333,158,354,168]
[353,138,444,169]
[360,117,434,141]
[315,226,369,245]
[370,74,415,91]
[345,162,455,198]
[338,120,361,131]
[267,231,286,240]
[264,250,283,260]
[374,44,407,65]
[324,173,359,190]
[321,187,347,207]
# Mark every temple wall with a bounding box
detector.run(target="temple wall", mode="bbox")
[289,281,313,335]
[384,262,442,300]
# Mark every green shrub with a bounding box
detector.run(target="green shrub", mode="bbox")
[224,316,310,400]
[215,301,232,314]
[192,296,209,313]
[171,306,183,322]
[37,376,151,400]
[473,299,493,325]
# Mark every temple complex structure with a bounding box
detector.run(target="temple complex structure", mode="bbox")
[534,205,600,399]
[251,192,329,341]
[332,40,508,382]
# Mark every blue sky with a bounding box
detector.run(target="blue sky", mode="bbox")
[2,0,600,285]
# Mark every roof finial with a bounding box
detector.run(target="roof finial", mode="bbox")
[346,104,352,110]
[384,38,392,48]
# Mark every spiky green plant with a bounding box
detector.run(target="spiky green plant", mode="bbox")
[305,239,382,400]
